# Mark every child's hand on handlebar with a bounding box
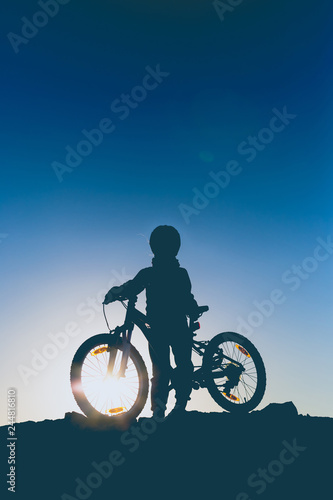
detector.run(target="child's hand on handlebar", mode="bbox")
[103,286,123,305]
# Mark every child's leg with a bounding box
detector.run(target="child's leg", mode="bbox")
[148,339,171,413]
[171,333,194,408]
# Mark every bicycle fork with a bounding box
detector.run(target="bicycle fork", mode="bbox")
[119,299,137,377]
[105,324,133,379]
[118,323,133,377]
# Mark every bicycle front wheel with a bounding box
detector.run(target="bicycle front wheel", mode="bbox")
[202,332,266,413]
[71,334,148,425]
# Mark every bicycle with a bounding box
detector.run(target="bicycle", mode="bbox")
[70,295,266,425]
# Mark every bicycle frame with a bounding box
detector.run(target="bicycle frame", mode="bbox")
[105,297,244,388]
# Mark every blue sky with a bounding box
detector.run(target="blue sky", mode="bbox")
[1,0,332,424]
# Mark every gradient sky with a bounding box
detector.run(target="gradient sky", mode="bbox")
[1,0,332,425]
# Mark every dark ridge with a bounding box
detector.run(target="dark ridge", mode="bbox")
[1,402,332,500]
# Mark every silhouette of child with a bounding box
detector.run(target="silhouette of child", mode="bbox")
[104,225,199,417]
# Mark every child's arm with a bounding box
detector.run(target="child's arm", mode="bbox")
[104,268,149,304]
[181,268,200,319]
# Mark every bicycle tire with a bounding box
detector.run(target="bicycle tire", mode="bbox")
[202,332,266,413]
[70,334,149,425]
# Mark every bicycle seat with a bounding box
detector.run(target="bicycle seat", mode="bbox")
[198,305,209,314]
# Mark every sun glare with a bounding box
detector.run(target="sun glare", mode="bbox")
[81,345,140,416]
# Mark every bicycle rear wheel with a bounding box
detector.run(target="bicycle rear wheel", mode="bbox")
[71,334,148,425]
[202,332,266,413]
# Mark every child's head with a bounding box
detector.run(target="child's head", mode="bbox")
[149,225,181,258]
